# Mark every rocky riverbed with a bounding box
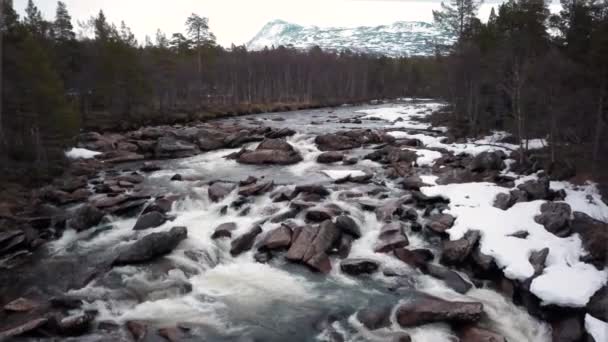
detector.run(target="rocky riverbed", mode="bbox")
[0,99,607,341]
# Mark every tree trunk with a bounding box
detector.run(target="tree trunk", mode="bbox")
[592,76,605,177]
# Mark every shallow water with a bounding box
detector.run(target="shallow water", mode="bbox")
[45,100,551,341]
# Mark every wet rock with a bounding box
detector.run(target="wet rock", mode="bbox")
[365,146,417,164]
[305,204,343,222]
[208,182,236,202]
[114,226,187,265]
[471,247,495,273]
[458,326,507,342]
[230,225,263,256]
[211,222,237,239]
[534,202,572,237]
[587,286,608,321]
[50,296,83,310]
[67,204,105,231]
[170,174,183,181]
[337,234,353,259]
[0,230,26,254]
[441,230,480,265]
[270,208,299,223]
[254,250,272,263]
[307,252,332,273]
[287,226,320,261]
[335,215,361,238]
[396,293,483,327]
[258,226,292,250]
[470,151,505,172]
[374,229,409,253]
[126,320,147,341]
[133,211,167,230]
[57,311,96,336]
[340,258,379,276]
[0,316,48,340]
[426,213,455,234]
[266,127,296,139]
[155,137,200,159]
[315,133,361,151]
[375,198,408,222]
[101,150,145,163]
[423,263,473,294]
[356,304,392,330]
[239,176,258,186]
[237,138,302,165]
[571,212,607,265]
[517,177,550,200]
[293,184,330,198]
[197,136,225,151]
[551,316,583,342]
[3,297,39,312]
[394,248,434,269]
[379,222,404,237]
[287,221,340,273]
[343,157,358,165]
[143,196,179,215]
[317,151,344,164]
[390,333,412,342]
[238,180,274,197]
[303,220,341,261]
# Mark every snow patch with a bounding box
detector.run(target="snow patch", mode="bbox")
[585,314,608,342]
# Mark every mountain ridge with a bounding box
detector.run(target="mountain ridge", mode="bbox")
[246,19,455,57]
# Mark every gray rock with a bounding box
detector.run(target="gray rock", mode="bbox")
[424,263,473,294]
[470,151,505,172]
[258,226,292,250]
[441,230,480,265]
[208,182,236,202]
[396,293,483,327]
[133,211,167,230]
[115,226,187,265]
[518,177,550,200]
[340,258,379,275]
[211,222,237,239]
[534,202,572,237]
[230,225,263,256]
[335,215,361,238]
[317,151,344,164]
[67,204,105,231]
[356,304,392,330]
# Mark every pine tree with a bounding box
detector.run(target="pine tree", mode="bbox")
[155,29,169,48]
[24,0,45,36]
[53,1,74,42]
[433,0,484,39]
[94,10,110,41]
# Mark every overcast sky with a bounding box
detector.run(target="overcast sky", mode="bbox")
[13,0,561,46]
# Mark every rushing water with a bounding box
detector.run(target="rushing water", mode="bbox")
[46,101,551,341]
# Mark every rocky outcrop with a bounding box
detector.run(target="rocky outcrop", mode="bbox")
[396,293,483,327]
[114,226,187,265]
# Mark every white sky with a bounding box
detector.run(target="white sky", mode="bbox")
[14,0,561,47]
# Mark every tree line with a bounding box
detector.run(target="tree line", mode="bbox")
[433,0,608,178]
[0,0,439,182]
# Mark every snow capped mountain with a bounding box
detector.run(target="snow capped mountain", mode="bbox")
[246,20,455,57]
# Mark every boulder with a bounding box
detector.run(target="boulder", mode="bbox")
[211,222,237,239]
[335,215,361,238]
[402,175,426,191]
[208,182,236,202]
[114,226,187,265]
[230,225,263,256]
[365,146,417,164]
[286,225,319,261]
[493,193,513,210]
[293,184,330,198]
[396,293,483,327]
[306,252,332,274]
[426,214,455,234]
[440,230,480,265]
[258,226,292,250]
[266,128,296,139]
[534,202,572,237]
[305,204,343,222]
[375,198,407,222]
[394,248,434,269]
[571,212,608,266]
[587,286,608,321]
[238,180,274,197]
[133,211,167,230]
[197,136,225,151]
[237,139,302,165]
[337,234,354,259]
[340,258,379,276]
[317,152,344,164]
[286,221,340,273]
[67,204,105,231]
[356,304,392,330]
[155,137,200,159]
[374,229,409,253]
[518,177,550,200]
[470,151,505,172]
[423,263,473,294]
[303,220,341,261]
[315,133,361,151]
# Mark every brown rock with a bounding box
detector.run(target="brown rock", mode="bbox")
[396,293,483,327]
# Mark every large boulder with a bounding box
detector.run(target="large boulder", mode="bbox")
[340,258,379,276]
[211,222,237,239]
[208,182,236,202]
[315,133,361,151]
[423,263,473,294]
[286,221,340,273]
[426,214,455,234]
[534,202,572,237]
[258,225,292,251]
[317,151,344,164]
[133,211,167,230]
[517,177,550,200]
[230,225,263,256]
[67,204,104,231]
[237,139,302,165]
[470,151,505,172]
[396,293,483,327]
[335,215,361,238]
[571,212,608,266]
[155,137,200,159]
[440,230,480,265]
[374,223,409,253]
[114,226,187,265]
